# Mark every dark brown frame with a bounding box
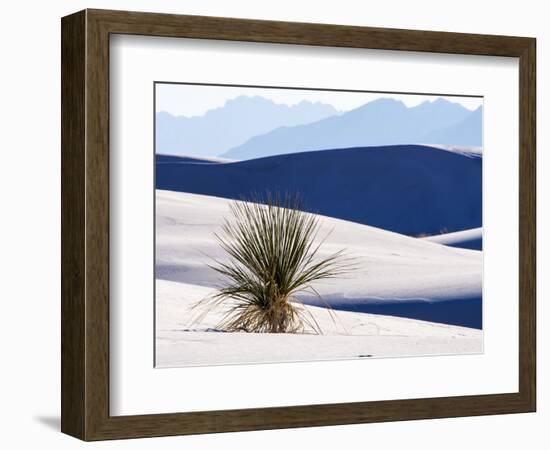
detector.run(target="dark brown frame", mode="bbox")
[61,9,536,441]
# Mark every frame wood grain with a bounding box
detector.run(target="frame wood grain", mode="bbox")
[61,9,536,441]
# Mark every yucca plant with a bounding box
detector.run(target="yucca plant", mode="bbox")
[192,193,352,334]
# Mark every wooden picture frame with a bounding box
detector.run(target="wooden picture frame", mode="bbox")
[61,9,536,441]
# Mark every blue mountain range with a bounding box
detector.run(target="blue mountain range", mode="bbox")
[222,98,482,159]
[155,96,337,156]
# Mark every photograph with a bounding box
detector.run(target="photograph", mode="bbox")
[154,82,484,367]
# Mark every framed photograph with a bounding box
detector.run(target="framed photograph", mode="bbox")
[61,9,536,440]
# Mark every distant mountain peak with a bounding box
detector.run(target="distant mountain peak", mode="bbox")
[366,97,406,107]
[224,95,269,106]
[156,110,174,118]
[415,97,466,110]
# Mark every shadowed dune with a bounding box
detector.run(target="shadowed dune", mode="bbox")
[156,144,482,237]
[318,297,482,329]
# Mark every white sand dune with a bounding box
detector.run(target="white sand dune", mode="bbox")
[155,190,482,367]
[156,280,482,367]
[156,190,481,305]
[156,153,236,164]
[422,227,482,250]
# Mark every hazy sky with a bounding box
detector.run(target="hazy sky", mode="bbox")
[156,83,483,117]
